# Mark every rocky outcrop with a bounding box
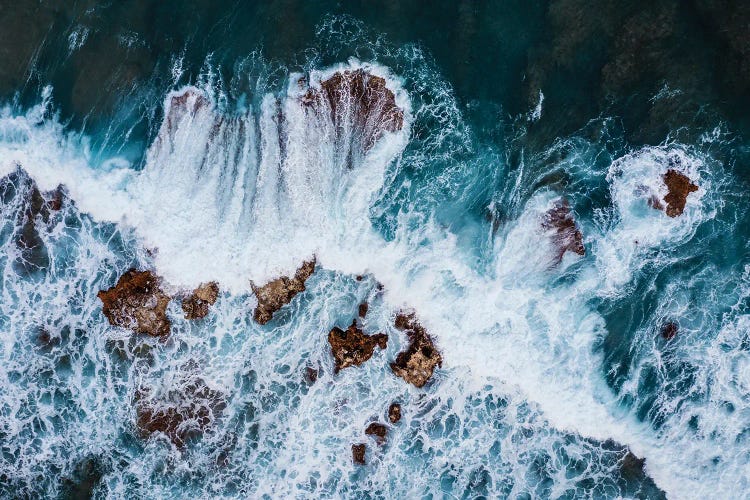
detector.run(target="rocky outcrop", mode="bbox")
[97,269,172,337]
[301,69,404,152]
[662,169,698,217]
[135,378,225,448]
[365,422,387,445]
[388,403,402,424]
[182,282,219,320]
[352,443,366,465]
[328,321,388,373]
[541,198,585,263]
[358,302,369,318]
[390,313,442,388]
[252,259,316,325]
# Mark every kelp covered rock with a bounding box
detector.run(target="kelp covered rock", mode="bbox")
[252,259,316,325]
[97,269,172,337]
[390,313,442,388]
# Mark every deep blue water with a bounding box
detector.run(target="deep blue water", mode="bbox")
[1,2,750,498]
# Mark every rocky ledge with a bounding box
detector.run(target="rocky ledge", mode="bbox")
[182,282,219,320]
[541,198,585,263]
[135,378,225,448]
[328,321,388,373]
[662,169,698,217]
[252,259,316,325]
[97,269,172,337]
[390,313,442,388]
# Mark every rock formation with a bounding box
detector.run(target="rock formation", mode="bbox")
[388,403,402,424]
[662,169,698,217]
[252,259,316,325]
[541,198,585,263]
[352,443,366,465]
[135,378,225,448]
[365,422,387,445]
[182,282,219,320]
[390,313,442,388]
[328,321,388,373]
[97,269,172,337]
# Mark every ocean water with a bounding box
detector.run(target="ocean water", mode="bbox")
[1,2,750,499]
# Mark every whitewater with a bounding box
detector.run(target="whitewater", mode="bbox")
[0,41,747,500]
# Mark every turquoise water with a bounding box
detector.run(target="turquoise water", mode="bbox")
[1,2,750,498]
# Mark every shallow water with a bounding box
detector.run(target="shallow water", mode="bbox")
[1,3,750,499]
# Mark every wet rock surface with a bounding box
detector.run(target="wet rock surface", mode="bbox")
[391,313,442,388]
[541,198,585,263]
[252,259,316,325]
[328,321,388,373]
[97,269,172,337]
[135,378,226,448]
[352,443,366,465]
[302,68,404,152]
[662,169,698,217]
[388,403,402,424]
[365,422,387,445]
[182,282,219,320]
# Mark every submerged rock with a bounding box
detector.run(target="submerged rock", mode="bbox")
[662,169,698,217]
[352,443,366,465]
[303,68,404,152]
[252,259,316,325]
[182,282,219,320]
[390,313,442,388]
[304,366,319,385]
[97,269,172,337]
[328,321,388,373]
[135,378,225,448]
[541,198,585,263]
[365,422,387,445]
[388,403,402,424]
[660,321,678,340]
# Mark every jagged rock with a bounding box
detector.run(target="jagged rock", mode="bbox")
[662,169,698,217]
[352,443,366,465]
[97,269,172,337]
[541,198,585,263]
[388,403,402,424]
[135,378,225,448]
[365,422,387,445]
[328,321,388,373]
[660,321,678,340]
[358,302,369,318]
[302,69,404,152]
[390,313,442,388]
[252,259,316,325]
[182,282,219,320]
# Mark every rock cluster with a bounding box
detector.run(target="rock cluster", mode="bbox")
[97,269,172,337]
[182,282,219,320]
[541,198,585,263]
[662,169,698,217]
[252,259,316,325]
[328,321,388,373]
[390,313,443,388]
[135,378,225,448]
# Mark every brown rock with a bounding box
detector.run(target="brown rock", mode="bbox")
[662,169,698,217]
[541,198,585,263]
[328,321,388,373]
[388,403,402,424]
[358,302,369,318]
[352,443,366,465]
[303,69,404,152]
[390,313,442,388]
[135,378,225,448]
[97,269,172,337]
[660,321,678,340]
[252,259,316,325]
[365,422,387,444]
[182,282,219,320]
